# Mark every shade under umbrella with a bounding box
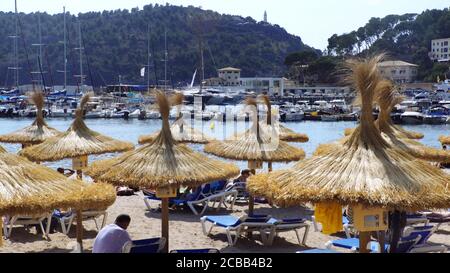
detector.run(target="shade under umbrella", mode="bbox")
[19,93,134,162]
[0,148,116,249]
[86,90,240,252]
[440,136,450,146]
[248,56,450,211]
[0,92,61,146]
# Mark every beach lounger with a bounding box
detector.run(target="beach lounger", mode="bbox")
[249,214,310,246]
[403,225,447,253]
[4,213,52,239]
[170,248,220,253]
[54,210,108,235]
[200,215,275,246]
[325,235,420,253]
[143,187,203,211]
[406,213,430,226]
[122,237,166,253]
[296,249,341,253]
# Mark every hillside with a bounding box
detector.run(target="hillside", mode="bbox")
[326,8,450,81]
[0,4,314,88]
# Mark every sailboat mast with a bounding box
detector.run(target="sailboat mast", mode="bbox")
[147,24,151,90]
[164,29,168,91]
[13,0,19,89]
[63,6,67,89]
[79,22,83,90]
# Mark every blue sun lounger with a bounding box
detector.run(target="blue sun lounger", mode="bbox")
[122,237,166,253]
[200,215,274,246]
[296,249,341,253]
[170,248,220,253]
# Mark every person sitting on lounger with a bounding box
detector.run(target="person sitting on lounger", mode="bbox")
[226,169,251,198]
[92,214,132,253]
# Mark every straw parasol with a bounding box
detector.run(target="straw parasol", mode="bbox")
[15,93,129,251]
[440,136,450,146]
[19,93,134,178]
[86,90,239,253]
[204,97,305,214]
[0,148,116,249]
[317,82,450,162]
[260,95,309,143]
[0,145,5,153]
[138,93,214,145]
[0,92,61,147]
[247,56,450,253]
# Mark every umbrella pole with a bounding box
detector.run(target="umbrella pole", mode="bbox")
[76,210,83,252]
[161,197,169,253]
[359,231,370,253]
[248,168,256,216]
[389,210,406,253]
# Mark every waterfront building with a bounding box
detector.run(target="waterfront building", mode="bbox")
[378,61,419,84]
[218,67,241,86]
[430,38,450,62]
[240,77,285,96]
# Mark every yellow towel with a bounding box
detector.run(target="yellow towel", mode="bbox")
[210,122,215,130]
[315,202,343,235]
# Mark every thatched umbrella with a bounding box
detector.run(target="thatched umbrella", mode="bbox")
[0,92,61,148]
[247,56,450,253]
[85,91,239,253]
[19,93,134,178]
[261,95,309,143]
[440,136,450,146]
[317,82,450,163]
[0,148,116,249]
[138,93,214,145]
[204,97,305,215]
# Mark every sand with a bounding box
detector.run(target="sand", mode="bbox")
[1,192,449,253]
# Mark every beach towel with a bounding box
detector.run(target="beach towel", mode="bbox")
[315,202,343,235]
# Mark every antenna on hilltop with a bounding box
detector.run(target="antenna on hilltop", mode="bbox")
[264,11,267,23]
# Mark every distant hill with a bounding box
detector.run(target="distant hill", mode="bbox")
[0,4,315,88]
[326,8,450,81]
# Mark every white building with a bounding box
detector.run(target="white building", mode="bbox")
[218,67,241,86]
[378,61,419,84]
[430,38,450,62]
[241,77,285,96]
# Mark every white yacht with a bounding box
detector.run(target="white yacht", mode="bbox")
[401,111,425,125]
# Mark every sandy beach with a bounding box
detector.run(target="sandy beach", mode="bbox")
[1,192,449,253]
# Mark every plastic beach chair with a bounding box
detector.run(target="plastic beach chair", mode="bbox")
[200,215,274,246]
[296,249,341,253]
[4,213,52,239]
[403,225,447,253]
[122,237,166,253]
[170,248,220,253]
[325,234,422,253]
[249,214,310,246]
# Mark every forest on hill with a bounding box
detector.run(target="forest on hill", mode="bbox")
[326,8,450,82]
[0,4,314,88]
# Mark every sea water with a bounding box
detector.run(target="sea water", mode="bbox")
[0,118,448,172]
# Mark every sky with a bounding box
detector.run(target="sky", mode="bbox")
[1,0,449,50]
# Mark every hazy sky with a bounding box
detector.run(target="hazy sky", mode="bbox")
[1,0,449,50]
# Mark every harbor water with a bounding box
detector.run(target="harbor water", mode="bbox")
[0,118,448,173]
